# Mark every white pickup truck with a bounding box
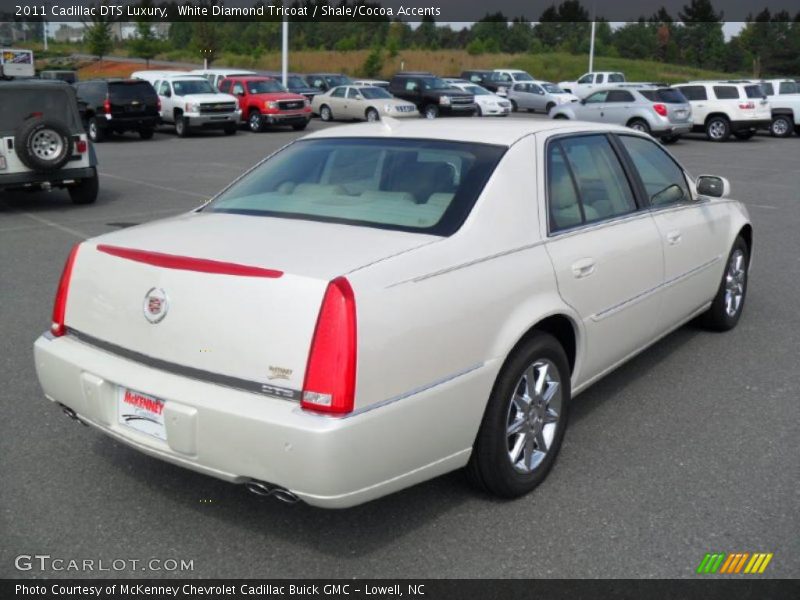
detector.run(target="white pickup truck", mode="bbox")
[558,71,626,98]
[131,71,241,137]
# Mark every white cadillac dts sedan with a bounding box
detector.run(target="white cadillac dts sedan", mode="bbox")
[34,119,752,508]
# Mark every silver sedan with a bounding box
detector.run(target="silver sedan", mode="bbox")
[506,81,578,114]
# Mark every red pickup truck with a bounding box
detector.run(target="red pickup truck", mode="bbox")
[219,76,311,132]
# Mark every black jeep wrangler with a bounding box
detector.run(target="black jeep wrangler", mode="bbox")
[0,80,98,204]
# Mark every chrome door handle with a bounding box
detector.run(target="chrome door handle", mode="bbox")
[571,258,596,278]
[666,230,682,245]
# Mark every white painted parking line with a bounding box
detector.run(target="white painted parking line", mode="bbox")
[14,211,87,239]
[100,172,210,199]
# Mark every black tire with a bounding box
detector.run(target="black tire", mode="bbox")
[545,102,555,113]
[769,114,793,138]
[86,117,105,143]
[291,121,308,131]
[223,123,237,136]
[698,236,749,331]
[467,333,571,498]
[628,118,651,135]
[319,105,333,122]
[248,111,263,133]
[705,116,731,142]
[365,108,380,122]
[138,128,154,140]
[553,114,569,120]
[510,100,518,112]
[15,117,72,172]
[175,115,189,137]
[795,125,800,136]
[660,134,680,145]
[475,105,483,117]
[423,104,439,119]
[733,130,755,140]
[68,169,99,205]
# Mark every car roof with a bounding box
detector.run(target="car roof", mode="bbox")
[303,119,636,147]
[191,68,255,74]
[493,69,528,73]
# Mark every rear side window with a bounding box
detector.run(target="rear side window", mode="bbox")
[596,74,605,83]
[206,138,506,236]
[640,88,688,103]
[713,86,740,100]
[618,135,690,207]
[677,86,707,101]
[109,81,156,102]
[779,81,798,94]
[547,135,637,232]
[760,82,774,95]
[744,85,766,99]
[606,90,634,102]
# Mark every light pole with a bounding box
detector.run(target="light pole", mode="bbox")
[588,1,596,73]
[281,16,288,88]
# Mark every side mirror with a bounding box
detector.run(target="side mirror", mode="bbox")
[163,90,171,98]
[696,175,730,199]
[580,98,586,105]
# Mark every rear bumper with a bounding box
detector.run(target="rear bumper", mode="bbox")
[658,122,692,135]
[102,114,159,130]
[34,332,491,508]
[0,166,95,189]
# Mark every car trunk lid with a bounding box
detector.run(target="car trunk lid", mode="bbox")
[63,212,435,393]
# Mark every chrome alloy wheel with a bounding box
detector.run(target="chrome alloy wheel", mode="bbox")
[708,120,727,140]
[31,129,64,160]
[771,117,790,136]
[630,121,648,132]
[724,249,746,317]
[506,359,562,473]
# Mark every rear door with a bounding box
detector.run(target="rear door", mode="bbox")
[616,134,728,330]
[602,89,636,125]
[542,133,664,383]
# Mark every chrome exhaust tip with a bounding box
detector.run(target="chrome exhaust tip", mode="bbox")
[244,480,300,504]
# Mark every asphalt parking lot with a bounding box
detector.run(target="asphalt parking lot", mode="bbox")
[1,114,798,579]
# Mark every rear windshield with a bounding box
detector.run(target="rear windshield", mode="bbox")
[0,88,79,132]
[639,89,688,103]
[206,138,506,236]
[109,81,157,101]
[713,86,740,99]
[744,85,766,99]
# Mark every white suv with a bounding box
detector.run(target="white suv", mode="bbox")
[673,81,771,141]
[751,79,800,138]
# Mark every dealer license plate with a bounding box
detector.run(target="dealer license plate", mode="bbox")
[118,387,166,440]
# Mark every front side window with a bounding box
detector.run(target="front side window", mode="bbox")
[158,81,170,96]
[231,83,245,95]
[529,84,543,94]
[618,135,690,207]
[547,135,637,232]
[206,138,506,236]
[578,74,593,84]
[584,91,608,104]
[760,82,775,96]
[219,79,231,93]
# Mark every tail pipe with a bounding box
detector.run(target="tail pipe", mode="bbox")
[60,404,88,426]
[244,480,300,504]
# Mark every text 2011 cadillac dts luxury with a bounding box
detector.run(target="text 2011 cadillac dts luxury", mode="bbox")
[34,119,752,508]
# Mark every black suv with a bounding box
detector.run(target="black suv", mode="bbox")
[260,71,320,101]
[0,80,99,204]
[305,73,354,93]
[74,79,160,142]
[388,74,476,119]
[460,70,494,86]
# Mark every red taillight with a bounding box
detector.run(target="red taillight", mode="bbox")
[653,103,668,117]
[739,101,755,110]
[301,277,357,415]
[75,140,87,153]
[103,96,111,114]
[51,244,81,337]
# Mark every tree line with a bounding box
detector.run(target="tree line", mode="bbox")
[21,0,800,76]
